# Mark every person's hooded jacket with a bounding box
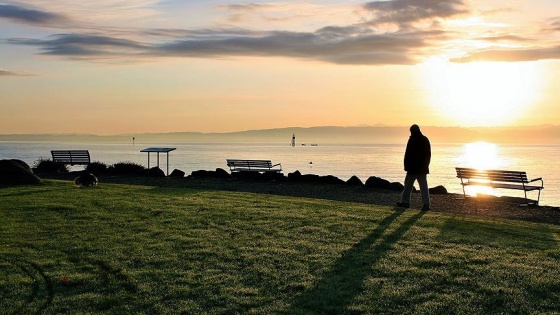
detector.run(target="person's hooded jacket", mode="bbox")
[404,125,431,174]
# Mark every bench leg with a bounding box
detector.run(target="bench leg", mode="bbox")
[522,189,541,206]
[460,179,467,198]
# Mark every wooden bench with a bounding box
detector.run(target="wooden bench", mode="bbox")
[226,159,282,173]
[51,150,91,166]
[455,167,544,205]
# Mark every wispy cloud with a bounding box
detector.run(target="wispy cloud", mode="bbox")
[0,67,33,76]
[219,3,343,24]
[453,15,560,62]
[452,46,560,63]
[549,17,560,32]
[5,1,463,65]
[362,0,470,29]
[0,3,69,26]
[3,0,560,65]
[11,28,434,65]
[7,0,160,24]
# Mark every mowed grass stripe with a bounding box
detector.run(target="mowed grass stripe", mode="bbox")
[0,180,558,314]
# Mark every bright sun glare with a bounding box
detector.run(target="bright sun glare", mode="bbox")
[459,142,505,170]
[423,61,542,126]
[457,141,509,196]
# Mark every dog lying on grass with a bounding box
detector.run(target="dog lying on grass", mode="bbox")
[74,172,98,187]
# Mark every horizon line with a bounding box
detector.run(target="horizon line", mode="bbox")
[1,123,559,137]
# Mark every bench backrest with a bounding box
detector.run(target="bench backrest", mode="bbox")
[227,159,273,169]
[51,150,91,165]
[456,167,529,183]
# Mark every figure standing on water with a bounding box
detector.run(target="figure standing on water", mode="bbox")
[397,124,431,211]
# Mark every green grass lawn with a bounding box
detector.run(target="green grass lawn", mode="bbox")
[1,179,559,314]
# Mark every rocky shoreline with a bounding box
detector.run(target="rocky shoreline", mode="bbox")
[44,168,560,226]
[1,158,558,225]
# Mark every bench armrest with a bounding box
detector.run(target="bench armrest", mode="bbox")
[529,178,544,190]
[271,163,282,169]
[529,177,543,184]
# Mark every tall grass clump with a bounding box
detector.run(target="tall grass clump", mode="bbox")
[85,161,108,175]
[108,161,146,175]
[33,158,68,173]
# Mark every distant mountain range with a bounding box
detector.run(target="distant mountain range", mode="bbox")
[1,125,560,144]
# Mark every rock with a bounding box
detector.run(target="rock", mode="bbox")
[191,169,232,179]
[365,176,391,189]
[231,171,263,180]
[74,172,98,187]
[261,172,287,181]
[148,167,166,177]
[320,175,345,185]
[389,182,404,191]
[288,172,344,185]
[215,168,231,178]
[429,185,448,195]
[0,159,41,185]
[169,169,186,178]
[299,174,321,183]
[191,170,214,178]
[288,170,302,181]
[346,176,364,186]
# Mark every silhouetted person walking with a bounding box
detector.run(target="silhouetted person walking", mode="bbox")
[397,124,431,211]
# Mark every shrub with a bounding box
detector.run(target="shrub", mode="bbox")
[108,161,146,175]
[33,158,68,173]
[86,161,108,175]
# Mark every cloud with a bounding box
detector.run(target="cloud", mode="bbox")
[0,3,69,26]
[363,0,470,28]
[12,33,147,55]
[451,46,560,63]
[7,0,159,23]
[220,3,269,12]
[550,17,560,32]
[5,0,560,65]
[11,28,435,65]
[8,1,462,65]
[0,68,33,76]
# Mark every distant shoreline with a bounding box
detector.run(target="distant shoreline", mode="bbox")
[1,125,560,144]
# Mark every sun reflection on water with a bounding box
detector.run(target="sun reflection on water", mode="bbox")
[457,142,508,197]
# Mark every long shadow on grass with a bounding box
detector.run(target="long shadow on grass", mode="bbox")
[130,177,402,208]
[287,208,426,314]
[1,258,53,315]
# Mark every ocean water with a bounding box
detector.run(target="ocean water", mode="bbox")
[1,141,558,207]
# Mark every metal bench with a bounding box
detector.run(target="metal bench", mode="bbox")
[226,159,282,173]
[455,167,544,205]
[51,150,91,166]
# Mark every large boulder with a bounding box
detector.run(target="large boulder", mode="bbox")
[389,182,405,191]
[260,172,287,182]
[215,168,231,178]
[346,176,364,186]
[319,175,345,185]
[365,176,392,189]
[429,185,448,195]
[147,167,166,177]
[287,170,302,181]
[0,159,41,185]
[169,169,186,178]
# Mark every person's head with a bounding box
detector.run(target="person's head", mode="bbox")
[410,124,421,134]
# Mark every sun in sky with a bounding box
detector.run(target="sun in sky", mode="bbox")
[0,0,560,134]
[421,61,544,126]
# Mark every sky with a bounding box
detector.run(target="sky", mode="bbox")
[1,0,560,135]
